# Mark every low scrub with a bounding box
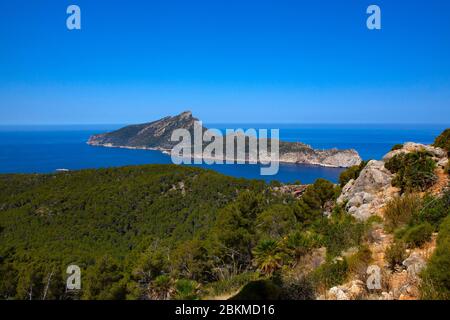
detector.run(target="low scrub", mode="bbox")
[201,272,258,298]
[320,212,366,258]
[401,222,434,248]
[384,193,422,232]
[347,245,372,278]
[385,151,437,193]
[421,215,450,299]
[411,191,450,229]
[279,276,315,300]
[312,258,349,289]
[385,241,407,270]
[433,128,450,154]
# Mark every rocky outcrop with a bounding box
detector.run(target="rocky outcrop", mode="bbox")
[321,280,366,300]
[88,111,362,168]
[278,145,361,168]
[338,160,397,220]
[402,252,426,278]
[384,142,449,172]
[378,240,435,300]
[322,141,447,301]
[383,142,447,163]
[338,142,448,220]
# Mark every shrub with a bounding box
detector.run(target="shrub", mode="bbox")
[312,258,349,289]
[391,144,404,151]
[293,179,339,226]
[339,161,368,187]
[420,215,450,299]
[252,239,284,276]
[347,245,372,277]
[366,214,384,225]
[280,276,315,300]
[0,260,18,299]
[283,230,323,260]
[384,194,422,232]
[433,128,450,154]
[402,222,434,248]
[256,204,297,239]
[201,272,258,298]
[385,241,407,270]
[82,255,126,300]
[148,275,173,300]
[411,191,450,229]
[385,151,437,192]
[320,211,366,258]
[174,279,199,300]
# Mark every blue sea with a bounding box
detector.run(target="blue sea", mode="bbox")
[0,124,447,184]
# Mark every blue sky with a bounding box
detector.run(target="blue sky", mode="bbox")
[0,0,449,124]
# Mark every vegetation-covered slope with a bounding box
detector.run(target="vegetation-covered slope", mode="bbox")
[0,128,448,300]
[0,164,369,300]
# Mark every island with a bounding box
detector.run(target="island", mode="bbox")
[87,111,362,168]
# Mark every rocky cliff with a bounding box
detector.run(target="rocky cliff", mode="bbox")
[338,142,448,221]
[87,111,362,168]
[326,142,449,300]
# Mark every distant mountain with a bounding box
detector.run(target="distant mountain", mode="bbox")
[87,111,362,167]
[88,111,199,150]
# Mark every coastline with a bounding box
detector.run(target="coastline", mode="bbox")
[86,141,359,168]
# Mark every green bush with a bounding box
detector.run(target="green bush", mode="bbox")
[347,245,372,277]
[174,279,199,300]
[384,194,422,232]
[385,151,437,193]
[366,214,384,225]
[283,230,323,260]
[312,258,349,289]
[82,256,127,300]
[252,239,284,276]
[0,259,18,300]
[256,204,297,239]
[148,275,173,300]
[201,272,258,298]
[402,222,434,248]
[433,128,450,153]
[279,276,315,300]
[420,215,450,299]
[385,241,407,270]
[411,191,450,229]
[293,179,339,226]
[320,211,366,258]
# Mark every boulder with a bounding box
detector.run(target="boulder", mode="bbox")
[328,287,349,300]
[380,291,394,300]
[338,160,392,204]
[338,160,394,220]
[402,253,426,278]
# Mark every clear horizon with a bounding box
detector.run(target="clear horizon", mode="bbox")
[0,121,449,127]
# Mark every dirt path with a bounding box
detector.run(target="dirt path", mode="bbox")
[430,168,449,196]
